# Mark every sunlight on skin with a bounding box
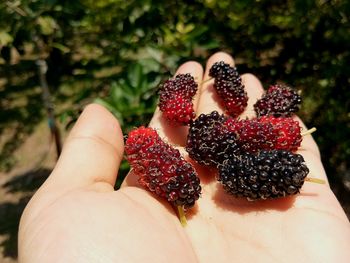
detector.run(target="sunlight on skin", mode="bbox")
[19,52,350,263]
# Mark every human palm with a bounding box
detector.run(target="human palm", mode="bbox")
[19,53,350,262]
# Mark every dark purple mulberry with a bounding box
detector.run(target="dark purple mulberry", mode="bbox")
[186,111,240,166]
[209,61,248,117]
[218,150,309,200]
[254,84,302,117]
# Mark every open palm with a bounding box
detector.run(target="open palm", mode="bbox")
[19,52,350,263]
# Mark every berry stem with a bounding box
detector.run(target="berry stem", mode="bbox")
[200,77,213,85]
[305,177,326,184]
[301,127,317,137]
[177,206,187,227]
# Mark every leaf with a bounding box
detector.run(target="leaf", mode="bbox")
[186,25,208,39]
[145,46,163,62]
[110,82,134,109]
[127,63,145,90]
[138,58,161,73]
[37,16,58,35]
[198,39,220,49]
[52,42,70,53]
[0,31,13,47]
[176,22,195,34]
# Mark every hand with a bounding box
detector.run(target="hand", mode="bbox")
[19,52,350,262]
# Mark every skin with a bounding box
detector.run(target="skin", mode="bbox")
[18,52,350,263]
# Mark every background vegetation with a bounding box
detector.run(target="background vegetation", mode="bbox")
[0,0,349,259]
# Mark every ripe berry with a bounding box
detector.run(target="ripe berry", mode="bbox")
[125,127,201,208]
[218,150,309,200]
[209,61,240,81]
[160,94,195,125]
[225,118,276,153]
[186,111,240,166]
[254,84,302,117]
[258,116,302,152]
[158,74,198,125]
[209,61,248,117]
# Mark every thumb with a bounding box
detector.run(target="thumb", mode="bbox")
[47,103,124,191]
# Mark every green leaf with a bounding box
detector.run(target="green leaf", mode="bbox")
[138,58,161,73]
[186,25,208,39]
[111,84,134,109]
[37,16,58,35]
[52,42,70,53]
[0,31,13,47]
[127,63,145,90]
[198,39,220,49]
[145,46,163,62]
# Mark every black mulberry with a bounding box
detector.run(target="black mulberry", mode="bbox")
[254,84,302,117]
[218,150,309,200]
[186,111,240,166]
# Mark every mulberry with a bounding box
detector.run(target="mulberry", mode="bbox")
[254,84,302,117]
[125,127,201,208]
[218,150,309,200]
[158,73,198,125]
[186,111,240,166]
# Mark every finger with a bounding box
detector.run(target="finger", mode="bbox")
[47,104,124,191]
[197,52,233,115]
[149,61,203,146]
[239,73,264,119]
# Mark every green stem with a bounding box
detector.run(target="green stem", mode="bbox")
[200,77,213,85]
[305,177,326,184]
[301,127,317,136]
[177,206,187,227]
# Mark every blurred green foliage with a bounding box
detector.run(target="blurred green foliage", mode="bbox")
[1,0,349,193]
